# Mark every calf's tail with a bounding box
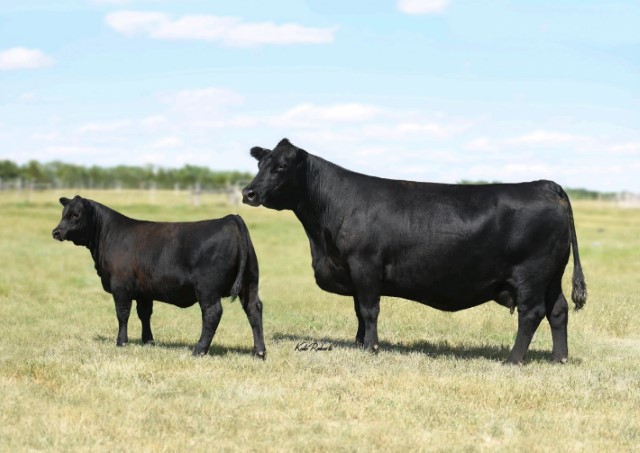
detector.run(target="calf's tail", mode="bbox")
[560,187,587,310]
[229,215,250,301]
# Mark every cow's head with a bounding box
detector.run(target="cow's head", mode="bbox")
[242,138,306,211]
[52,195,96,246]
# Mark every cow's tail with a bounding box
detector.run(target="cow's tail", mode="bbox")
[559,187,587,310]
[229,215,250,301]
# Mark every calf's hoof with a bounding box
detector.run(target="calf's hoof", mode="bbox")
[116,340,127,347]
[254,350,267,360]
[142,339,155,346]
[551,356,568,364]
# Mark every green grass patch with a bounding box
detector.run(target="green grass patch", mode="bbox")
[1,191,639,451]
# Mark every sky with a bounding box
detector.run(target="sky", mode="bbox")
[1,0,639,192]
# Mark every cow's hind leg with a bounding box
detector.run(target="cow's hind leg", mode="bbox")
[136,299,154,345]
[240,288,266,359]
[193,290,223,356]
[353,296,365,346]
[112,293,132,347]
[505,291,545,365]
[546,285,569,363]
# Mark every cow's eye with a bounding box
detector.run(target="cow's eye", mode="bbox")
[277,163,288,172]
[71,213,80,221]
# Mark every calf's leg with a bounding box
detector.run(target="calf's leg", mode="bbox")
[240,288,266,359]
[136,299,154,345]
[193,293,223,356]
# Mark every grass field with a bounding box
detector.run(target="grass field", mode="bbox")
[1,189,639,452]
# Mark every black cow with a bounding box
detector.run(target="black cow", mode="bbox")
[242,138,586,364]
[52,196,266,358]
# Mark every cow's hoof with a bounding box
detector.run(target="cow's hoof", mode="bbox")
[355,338,364,347]
[503,359,524,366]
[192,348,208,357]
[142,339,155,346]
[116,341,127,347]
[551,356,568,364]
[364,344,379,354]
[255,350,267,360]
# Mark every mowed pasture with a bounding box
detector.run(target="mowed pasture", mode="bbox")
[1,190,639,452]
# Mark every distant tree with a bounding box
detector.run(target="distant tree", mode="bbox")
[0,160,20,179]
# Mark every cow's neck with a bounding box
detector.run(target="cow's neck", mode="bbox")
[85,202,126,277]
[294,153,352,244]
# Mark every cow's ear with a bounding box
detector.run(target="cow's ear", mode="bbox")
[59,197,71,206]
[250,147,271,161]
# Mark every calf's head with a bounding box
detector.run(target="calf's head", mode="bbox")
[242,138,306,211]
[52,196,96,246]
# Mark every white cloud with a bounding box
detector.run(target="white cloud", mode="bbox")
[193,116,257,129]
[92,0,167,5]
[396,121,453,138]
[464,137,498,152]
[398,0,450,15]
[359,120,458,141]
[151,136,182,148]
[277,103,381,126]
[77,120,132,133]
[93,0,133,4]
[608,142,640,155]
[18,92,39,103]
[164,87,244,112]
[0,47,54,70]
[463,130,598,154]
[105,11,337,47]
[507,130,592,147]
[32,132,60,142]
[141,115,168,129]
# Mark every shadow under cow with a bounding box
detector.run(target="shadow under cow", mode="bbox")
[272,332,583,364]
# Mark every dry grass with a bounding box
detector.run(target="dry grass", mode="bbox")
[1,190,639,452]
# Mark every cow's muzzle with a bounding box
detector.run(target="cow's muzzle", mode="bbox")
[52,228,64,241]
[241,187,260,206]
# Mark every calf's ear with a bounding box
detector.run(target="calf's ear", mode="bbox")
[250,147,271,161]
[59,197,71,206]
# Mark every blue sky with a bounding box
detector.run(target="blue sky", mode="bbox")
[1,0,639,191]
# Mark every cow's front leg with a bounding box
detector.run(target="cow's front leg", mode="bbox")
[353,296,365,346]
[358,293,380,352]
[193,296,223,356]
[113,294,132,347]
[136,299,154,345]
[349,259,381,353]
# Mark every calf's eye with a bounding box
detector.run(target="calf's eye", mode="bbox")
[277,163,288,172]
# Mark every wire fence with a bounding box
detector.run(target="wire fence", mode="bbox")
[0,178,250,206]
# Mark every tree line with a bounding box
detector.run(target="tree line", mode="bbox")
[0,160,254,190]
[0,159,616,199]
